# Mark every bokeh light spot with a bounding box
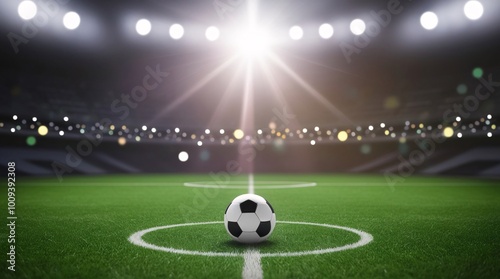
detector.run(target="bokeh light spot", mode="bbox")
[337,131,348,142]
[443,127,454,138]
[384,96,400,109]
[26,136,36,146]
[118,137,127,146]
[456,84,468,95]
[38,125,48,136]
[233,129,244,140]
[178,151,189,162]
[360,144,371,154]
[200,150,210,161]
[472,67,483,79]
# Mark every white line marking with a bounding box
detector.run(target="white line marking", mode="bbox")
[262,221,373,257]
[20,182,183,187]
[128,221,239,257]
[316,182,480,187]
[242,248,263,279]
[23,181,478,188]
[244,174,262,278]
[184,181,317,189]
[128,221,373,257]
[248,174,255,194]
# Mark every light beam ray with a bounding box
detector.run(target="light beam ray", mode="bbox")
[267,52,353,124]
[257,57,290,111]
[155,54,239,119]
[257,56,303,130]
[208,60,247,128]
[237,60,255,174]
[282,51,355,76]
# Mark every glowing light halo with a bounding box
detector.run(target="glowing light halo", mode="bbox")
[289,25,304,40]
[420,11,438,30]
[136,19,151,36]
[464,1,484,20]
[63,11,81,30]
[18,1,37,20]
[225,0,274,60]
[206,26,220,41]
[232,28,273,59]
[319,23,334,39]
[169,23,184,39]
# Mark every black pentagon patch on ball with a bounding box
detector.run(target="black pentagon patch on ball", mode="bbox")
[256,221,271,237]
[266,201,275,213]
[228,221,242,237]
[240,200,258,213]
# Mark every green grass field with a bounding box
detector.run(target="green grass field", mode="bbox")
[2,174,500,278]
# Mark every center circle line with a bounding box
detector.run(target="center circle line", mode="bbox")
[128,221,373,257]
[183,181,317,189]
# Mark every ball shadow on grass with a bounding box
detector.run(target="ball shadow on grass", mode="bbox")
[221,240,278,249]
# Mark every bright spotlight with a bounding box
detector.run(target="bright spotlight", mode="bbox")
[289,26,303,40]
[63,12,81,30]
[169,23,184,39]
[136,19,152,36]
[464,1,484,20]
[235,29,271,58]
[319,23,334,39]
[420,11,438,30]
[18,0,37,20]
[205,26,220,41]
[350,19,366,35]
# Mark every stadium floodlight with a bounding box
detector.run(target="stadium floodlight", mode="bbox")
[319,23,334,39]
[63,12,81,30]
[234,28,272,58]
[420,11,438,30]
[464,1,484,20]
[350,19,366,35]
[205,26,220,41]
[169,24,184,40]
[18,0,37,20]
[136,19,152,36]
[289,25,303,40]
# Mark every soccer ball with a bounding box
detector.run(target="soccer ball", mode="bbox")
[224,194,276,244]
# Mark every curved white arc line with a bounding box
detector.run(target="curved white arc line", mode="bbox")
[261,221,373,257]
[128,221,240,257]
[185,181,316,185]
[183,181,317,189]
[128,221,373,258]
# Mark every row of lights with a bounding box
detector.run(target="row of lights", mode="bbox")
[17,1,484,36]
[4,114,496,148]
[18,1,80,30]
